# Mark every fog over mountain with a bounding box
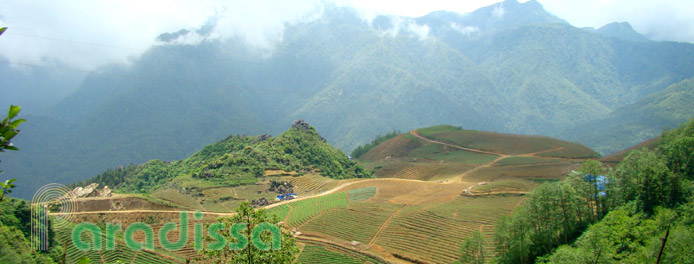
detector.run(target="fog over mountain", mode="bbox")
[2,0,694,198]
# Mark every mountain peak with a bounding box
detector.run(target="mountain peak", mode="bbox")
[597,22,649,42]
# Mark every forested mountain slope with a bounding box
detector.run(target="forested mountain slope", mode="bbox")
[5,0,694,198]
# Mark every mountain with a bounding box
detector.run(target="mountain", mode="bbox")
[566,77,694,154]
[72,120,370,195]
[595,22,649,42]
[4,0,694,198]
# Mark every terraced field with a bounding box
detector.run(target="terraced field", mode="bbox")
[64,125,601,263]
[283,174,344,195]
[285,192,348,227]
[63,230,183,264]
[299,241,385,264]
[373,196,520,263]
[300,202,403,244]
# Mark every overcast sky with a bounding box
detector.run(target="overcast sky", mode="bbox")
[1,0,693,71]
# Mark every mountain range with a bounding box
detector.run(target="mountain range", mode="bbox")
[3,0,694,199]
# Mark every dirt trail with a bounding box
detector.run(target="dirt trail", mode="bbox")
[410,130,503,156]
[265,178,434,209]
[50,209,236,216]
[368,205,406,246]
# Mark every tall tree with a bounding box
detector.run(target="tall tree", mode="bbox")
[457,230,486,264]
[200,202,299,263]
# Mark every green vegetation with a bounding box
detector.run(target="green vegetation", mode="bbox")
[285,192,348,227]
[0,105,24,154]
[199,202,300,264]
[301,202,401,244]
[456,231,486,264]
[1,105,24,200]
[351,131,401,159]
[347,187,377,202]
[8,2,694,199]
[73,122,371,194]
[491,118,694,263]
[0,198,61,263]
[298,241,385,264]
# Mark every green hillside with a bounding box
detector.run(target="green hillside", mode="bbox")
[72,120,370,194]
[567,77,694,154]
[5,0,694,198]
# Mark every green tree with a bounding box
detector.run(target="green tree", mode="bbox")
[659,119,694,180]
[457,230,485,264]
[200,202,299,263]
[615,150,682,214]
[0,105,24,201]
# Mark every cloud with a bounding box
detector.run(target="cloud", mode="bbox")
[538,0,694,42]
[0,0,323,70]
[492,3,505,18]
[1,0,694,71]
[377,17,430,40]
[407,22,430,40]
[450,22,480,37]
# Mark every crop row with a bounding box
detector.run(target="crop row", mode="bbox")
[285,192,347,227]
[266,204,291,222]
[298,242,385,264]
[300,203,400,243]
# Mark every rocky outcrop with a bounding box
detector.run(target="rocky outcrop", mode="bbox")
[68,183,112,198]
[269,180,294,194]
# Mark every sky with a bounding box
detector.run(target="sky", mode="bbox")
[1,0,694,71]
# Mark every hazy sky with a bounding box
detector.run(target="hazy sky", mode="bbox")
[1,0,693,71]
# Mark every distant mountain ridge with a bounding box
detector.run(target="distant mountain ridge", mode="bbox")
[5,0,694,198]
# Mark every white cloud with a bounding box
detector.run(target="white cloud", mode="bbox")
[407,22,430,40]
[1,0,694,71]
[450,22,480,37]
[492,3,505,18]
[538,0,694,42]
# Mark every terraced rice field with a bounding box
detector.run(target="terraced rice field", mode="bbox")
[300,202,402,244]
[536,143,600,158]
[64,232,181,264]
[285,192,348,227]
[299,241,385,264]
[470,179,537,194]
[465,160,577,182]
[284,174,342,195]
[417,125,569,155]
[266,204,291,222]
[373,196,520,264]
[495,156,560,166]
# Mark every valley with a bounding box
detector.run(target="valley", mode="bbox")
[56,124,601,263]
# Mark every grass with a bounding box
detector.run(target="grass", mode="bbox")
[151,189,202,210]
[348,187,377,202]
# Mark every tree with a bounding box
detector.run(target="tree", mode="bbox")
[457,230,486,264]
[0,105,25,155]
[616,150,682,214]
[0,105,23,200]
[200,202,299,263]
